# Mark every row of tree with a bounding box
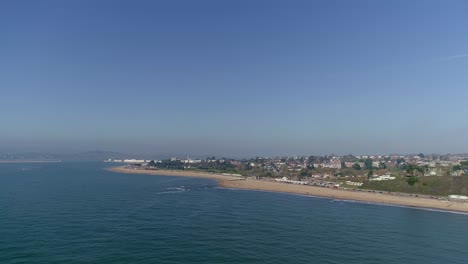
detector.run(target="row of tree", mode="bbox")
[147,159,238,173]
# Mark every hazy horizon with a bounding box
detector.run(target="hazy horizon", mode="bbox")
[2,0,468,156]
[2,148,467,161]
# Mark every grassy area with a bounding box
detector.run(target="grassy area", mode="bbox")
[190,168,245,175]
[362,175,468,196]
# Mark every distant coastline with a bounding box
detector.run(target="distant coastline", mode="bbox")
[108,166,468,214]
[0,160,62,163]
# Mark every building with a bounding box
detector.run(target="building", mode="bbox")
[181,158,202,164]
[449,195,468,201]
[451,170,464,177]
[123,159,146,163]
[425,168,442,177]
[369,174,395,181]
[321,160,341,169]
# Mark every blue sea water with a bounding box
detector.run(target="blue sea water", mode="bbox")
[1,162,468,264]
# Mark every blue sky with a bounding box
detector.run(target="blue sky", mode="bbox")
[1,0,468,157]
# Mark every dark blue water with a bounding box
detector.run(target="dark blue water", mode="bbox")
[1,162,468,263]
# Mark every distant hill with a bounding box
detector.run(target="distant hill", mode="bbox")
[59,150,133,161]
[0,152,61,161]
[0,150,134,161]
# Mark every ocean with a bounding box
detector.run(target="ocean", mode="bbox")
[1,162,468,264]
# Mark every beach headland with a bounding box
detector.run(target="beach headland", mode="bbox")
[108,166,468,214]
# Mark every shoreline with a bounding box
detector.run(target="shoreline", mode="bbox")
[108,166,468,214]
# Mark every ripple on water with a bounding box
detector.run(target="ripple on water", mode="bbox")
[1,162,468,264]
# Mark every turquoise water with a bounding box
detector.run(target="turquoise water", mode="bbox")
[1,162,468,263]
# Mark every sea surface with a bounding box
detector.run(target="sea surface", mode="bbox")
[1,162,468,264]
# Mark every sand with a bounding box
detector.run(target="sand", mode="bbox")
[108,166,241,180]
[108,166,468,214]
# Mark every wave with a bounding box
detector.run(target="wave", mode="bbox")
[157,186,191,195]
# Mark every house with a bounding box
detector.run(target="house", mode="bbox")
[425,168,442,177]
[369,174,395,181]
[449,195,468,201]
[123,159,146,163]
[451,170,464,177]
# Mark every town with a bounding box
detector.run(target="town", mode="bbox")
[106,153,468,198]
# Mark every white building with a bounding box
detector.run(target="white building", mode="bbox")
[369,174,395,181]
[449,195,468,201]
[123,159,146,163]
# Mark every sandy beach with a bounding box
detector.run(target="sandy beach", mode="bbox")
[108,166,468,213]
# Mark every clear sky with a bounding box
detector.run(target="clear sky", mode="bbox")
[1,0,468,157]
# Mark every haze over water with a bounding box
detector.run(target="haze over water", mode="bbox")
[1,162,468,263]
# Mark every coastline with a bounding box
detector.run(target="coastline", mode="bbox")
[108,166,468,214]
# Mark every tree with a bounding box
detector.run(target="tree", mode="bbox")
[364,159,373,170]
[367,169,374,179]
[453,165,462,171]
[396,158,405,164]
[147,160,157,167]
[407,176,418,186]
[352,163,361,170]
[298,169,308,180]
[406,164,425,176]
[418,153,425,158]
[159,159,184,170]
[378,162,387,169]
[399,163,408,170]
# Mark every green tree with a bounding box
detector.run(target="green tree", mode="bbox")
[147,160,157,167]
[378,162,387,169]
[298,169,308,180]
[364,159,373,170]
[407,176,418,186]
[406,164,425,176]
[367,169,373,179]
[352,163,361,170]
[399,163,409,170]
